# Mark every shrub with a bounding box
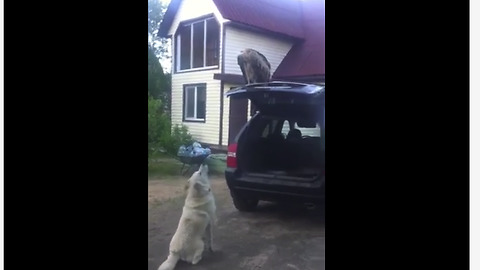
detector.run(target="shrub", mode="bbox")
[148,95,170,158]
[148,95,194,159]
[161,124,194,156]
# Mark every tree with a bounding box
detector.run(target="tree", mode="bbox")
[148,0,170,59]
[148,0,180,159]
[148,96,169,158]
[149,0,171,95]
[148,45,169,111]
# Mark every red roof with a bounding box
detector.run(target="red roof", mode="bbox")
[159,0,325,79]
[212,0,304,40]
[273,0,325,79]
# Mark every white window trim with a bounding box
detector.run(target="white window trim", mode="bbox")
[203,20,207,67]
[176,35,181,72]
[184,85,206,122]
[190,22,194,68]
[177,18,218,72]
[176,65,219,73]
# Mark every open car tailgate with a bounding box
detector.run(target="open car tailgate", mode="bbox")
[225,81,325,127]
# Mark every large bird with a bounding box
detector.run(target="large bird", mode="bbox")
[237,48,271,85]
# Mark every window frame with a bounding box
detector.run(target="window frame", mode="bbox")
[182,83,207,123]
[175,16,220,73]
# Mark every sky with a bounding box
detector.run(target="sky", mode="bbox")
[158,41,172,74]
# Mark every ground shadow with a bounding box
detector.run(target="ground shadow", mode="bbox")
[240,200,325,225]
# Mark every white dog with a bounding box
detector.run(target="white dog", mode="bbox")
[158,164,217,270]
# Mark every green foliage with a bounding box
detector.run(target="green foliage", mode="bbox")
[148,0,171,114]
[148,158,183,178]
[148,96,170,158]
[148,46,169,103]
[172,124,194,151]
[148,0,170,58]
[148,0,182,161]
[148,96,194,159]
[159,124,194,157]
[147,0,164,36]
[204,156,227,175]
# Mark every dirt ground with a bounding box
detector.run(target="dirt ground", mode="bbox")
[148,174,325,270]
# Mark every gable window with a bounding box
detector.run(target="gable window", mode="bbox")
[183,84,206,122]
[176,17,220,71]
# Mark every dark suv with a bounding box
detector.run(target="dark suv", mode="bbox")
[224,82,325,211]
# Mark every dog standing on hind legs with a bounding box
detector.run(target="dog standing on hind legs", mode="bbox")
[158,164,217,270]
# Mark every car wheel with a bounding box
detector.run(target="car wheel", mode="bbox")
[230,190,258,212]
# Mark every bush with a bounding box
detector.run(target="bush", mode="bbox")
[160,124,193,155]
[148,95,170,158]
[148,95,194,159]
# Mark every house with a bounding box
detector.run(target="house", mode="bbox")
[159,0,325,151]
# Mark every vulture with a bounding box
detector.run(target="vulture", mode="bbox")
[237,48,271,85]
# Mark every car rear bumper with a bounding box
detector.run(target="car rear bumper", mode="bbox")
[225,168,325,203]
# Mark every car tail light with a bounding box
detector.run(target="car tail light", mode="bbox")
[226,143,238,168]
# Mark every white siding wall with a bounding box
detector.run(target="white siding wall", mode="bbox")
[220,27,293,146]
[224,26,294,75]
[168,0,227,146]
[167,0,227,36]
[167,1,296,147]
[171,70,221,145]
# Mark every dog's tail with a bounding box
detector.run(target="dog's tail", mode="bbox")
[158,253,180,270]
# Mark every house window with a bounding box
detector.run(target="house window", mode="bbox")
[183,84,206,122]
[176,18,219,71]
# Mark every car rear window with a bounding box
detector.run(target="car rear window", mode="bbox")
[281,120,321,137]
[250,116,322,140]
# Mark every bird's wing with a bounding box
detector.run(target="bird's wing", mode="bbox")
[256,51,271,69]
[237,54,249,84]
[252,51,271,82]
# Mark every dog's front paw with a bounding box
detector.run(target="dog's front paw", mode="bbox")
[192,254,203,264]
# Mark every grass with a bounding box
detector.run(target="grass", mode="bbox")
[148,153,184,178]
[205,155,227,175]
[148,161,183,178]
[151,196,184,207]
[148,152,227,179]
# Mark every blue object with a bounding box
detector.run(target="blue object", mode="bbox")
[177,142,211,158]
